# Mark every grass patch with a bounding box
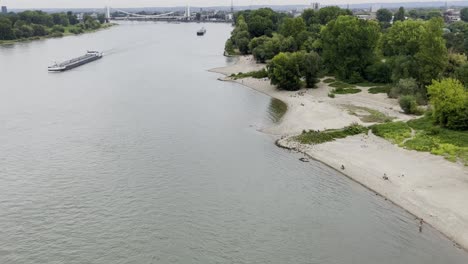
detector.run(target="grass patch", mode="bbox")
[327,81,361,95]
[373,115,468,165]
[323,78,336,83]
[344,105,395,123]
[329,81,356,89]
[368,85,392,94]
[296,123,369,144]
[356,82,388,87]
[332,87,362,94]
[371,122,412,145]
[230,69,268,80]
[407,116,468,164]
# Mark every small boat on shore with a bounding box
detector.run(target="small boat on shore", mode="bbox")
[197,27,206,36]
[48,51,103,72]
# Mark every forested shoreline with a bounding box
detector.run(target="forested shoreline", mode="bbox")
[0,10,110,44]
[225,6,468,132]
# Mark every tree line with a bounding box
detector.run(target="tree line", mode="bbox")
[0,10,107,41]
[225,6,468,130]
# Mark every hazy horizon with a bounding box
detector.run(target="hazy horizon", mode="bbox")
[0,0,455,9]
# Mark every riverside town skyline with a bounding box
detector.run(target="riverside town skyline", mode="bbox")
[0,0,459,8]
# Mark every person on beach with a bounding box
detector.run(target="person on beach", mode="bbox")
[419,219,424,233]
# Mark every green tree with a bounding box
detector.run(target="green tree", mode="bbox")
[67,11,79,25]
[279,17,306,39]
[321,15,380,81]
[382,20,425,56]
[0,17,15,40]
[97,14,106,24]
[302,9,319,26]
[294,51,321,88]
[235,35,250,54]
[376,9,392,23]
[51,25,65,33]
[455,64,468,88]
[394,7,406,22]
[31,24,48,36]
[236,14,249,32]
[19,10,53,26]
[461,8,468,22]
[227,14,251,54]
[445,53,467,77]
[250,34,301,62]
[365,61,392,83]
[443,31,465,54]
[51,13,69,26]
[382,18,448,85]
[427,10,442,19]
[317,6,352,25]
[388,78,418,98]
[13,24,34,38]
[267,52,302,91]
[414,18,448,86]
[399,95,419,114]
[408,10,419,20]
[280,36,297,52]
[427,78,468,130]
[83,15,101,30]
[248,15,274,37]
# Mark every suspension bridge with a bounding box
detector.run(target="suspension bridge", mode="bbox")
[106,6,179,21]
[105,6,194,21]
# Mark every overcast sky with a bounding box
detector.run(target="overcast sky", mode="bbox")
[0,0,445,9]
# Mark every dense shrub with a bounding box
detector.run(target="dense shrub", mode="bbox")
[50,32,63,38]
[399,95,420,114]
[365,61,392,83]
[31,24,48,36]
[427,78,468,130]
[267,51,321,90]
[388,78,418,98]
[69,27,84,34]
[297,123,368,144]
[51,25,65,33]
[455,63,468,88]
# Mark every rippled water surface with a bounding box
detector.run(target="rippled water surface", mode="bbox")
[1,22,467,264]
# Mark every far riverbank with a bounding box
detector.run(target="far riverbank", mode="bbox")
[0,23,115,46]
[210,55,468,251]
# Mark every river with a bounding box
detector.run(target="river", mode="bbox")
[0,22,467,264]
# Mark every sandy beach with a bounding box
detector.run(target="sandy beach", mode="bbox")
[210,56,468,250]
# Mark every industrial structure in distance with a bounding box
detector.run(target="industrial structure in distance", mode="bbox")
[106,4,234,23]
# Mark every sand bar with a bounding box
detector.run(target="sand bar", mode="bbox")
[211,55,468,250]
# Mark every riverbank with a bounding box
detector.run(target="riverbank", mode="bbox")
[210,55,468,250]
[0,23,116,46]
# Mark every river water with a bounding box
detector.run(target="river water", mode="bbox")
[0,22,467,264]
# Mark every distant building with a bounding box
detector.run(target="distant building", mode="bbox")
[370,5,380,13]
[185,5,191,20]
[311,2,320,11]
[356,14,372,20]
[444,9,461,23]
[77,13,84,21]
[1,6,7,14]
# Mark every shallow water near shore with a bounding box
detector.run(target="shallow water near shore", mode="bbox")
[0,22,467,264]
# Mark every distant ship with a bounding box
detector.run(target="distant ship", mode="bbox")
[48,51,103,72]
[197,28,206,36]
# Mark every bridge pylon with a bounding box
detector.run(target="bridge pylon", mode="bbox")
[105,6,111,22]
